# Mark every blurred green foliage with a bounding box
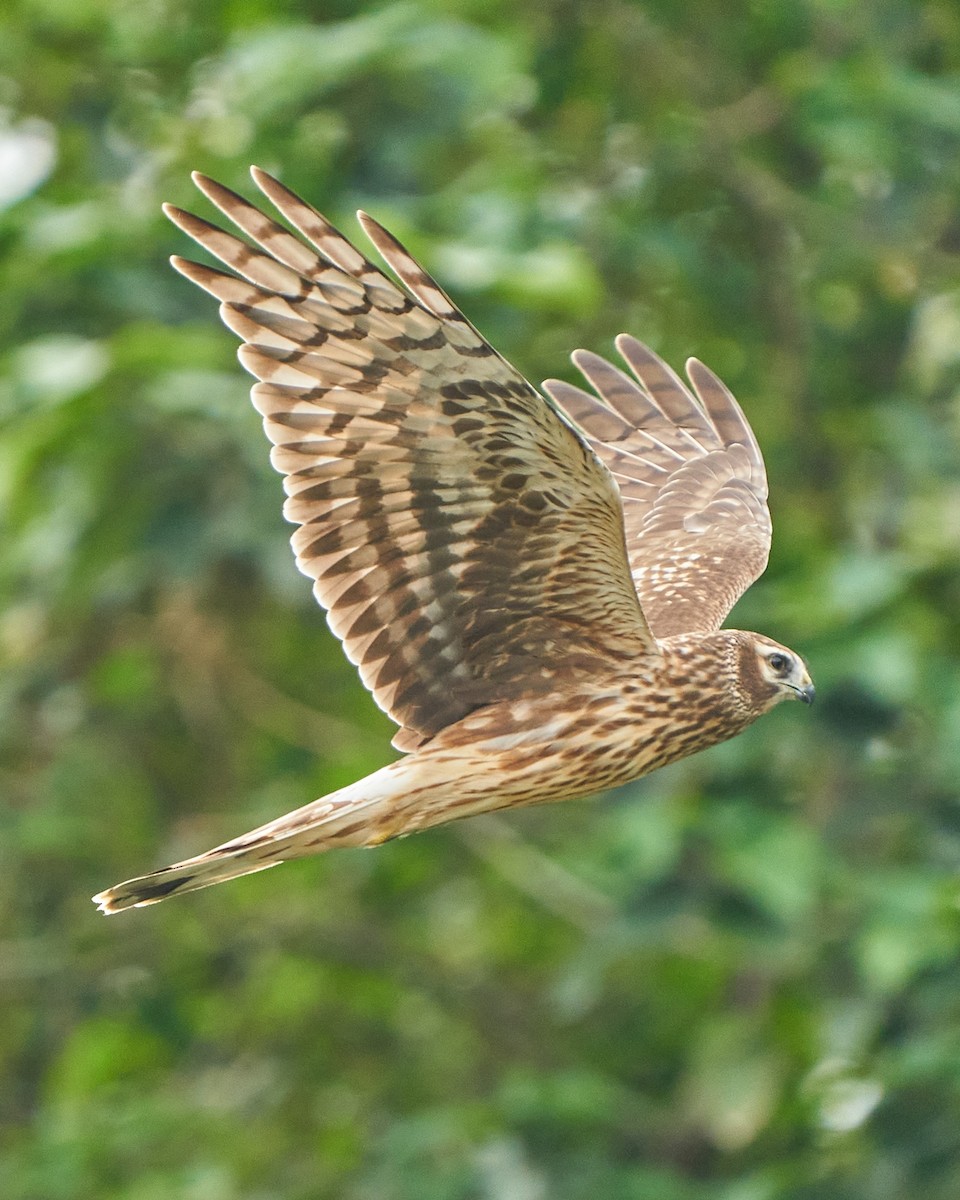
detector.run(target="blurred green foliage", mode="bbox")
[2,0,960,1196]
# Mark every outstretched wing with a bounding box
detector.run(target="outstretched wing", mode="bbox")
[544,336,771,638]
[166,169,656,752]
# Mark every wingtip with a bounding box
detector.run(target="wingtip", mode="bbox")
[614,332,645,355]
[685,356,724,387]
[163,204,204,237]
[356,210,396,249]
[191,172,231,205]
[571,347,610,372]
[250,164,274,189]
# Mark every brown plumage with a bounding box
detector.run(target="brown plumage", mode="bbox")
[93,168,813,914]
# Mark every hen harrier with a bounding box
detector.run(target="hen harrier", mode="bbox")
[94,168,812,914]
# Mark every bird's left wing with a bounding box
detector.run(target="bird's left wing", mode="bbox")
[544,337,772,638]
[166,169,657,752]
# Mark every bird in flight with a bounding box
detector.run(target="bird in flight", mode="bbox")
[93,167,813,914]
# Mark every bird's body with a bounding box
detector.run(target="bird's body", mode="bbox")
[93,169,812,914]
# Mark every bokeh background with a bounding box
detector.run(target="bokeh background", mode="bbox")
[3,1,960,1196]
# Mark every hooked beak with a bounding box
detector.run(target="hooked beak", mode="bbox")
[790,665,815,705]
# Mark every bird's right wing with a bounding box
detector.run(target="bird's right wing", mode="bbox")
[166,170,657,752]
[544,337,772,639]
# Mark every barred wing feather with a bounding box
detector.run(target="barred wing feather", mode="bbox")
[544,336,771,638]
[167,169,656,752]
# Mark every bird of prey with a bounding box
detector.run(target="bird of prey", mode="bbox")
[93,167,813,914]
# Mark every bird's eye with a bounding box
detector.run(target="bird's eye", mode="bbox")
[768,652,789,673]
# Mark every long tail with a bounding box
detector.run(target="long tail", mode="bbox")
[93,762,413,914]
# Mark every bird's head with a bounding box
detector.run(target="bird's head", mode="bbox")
[739,633,814,711]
